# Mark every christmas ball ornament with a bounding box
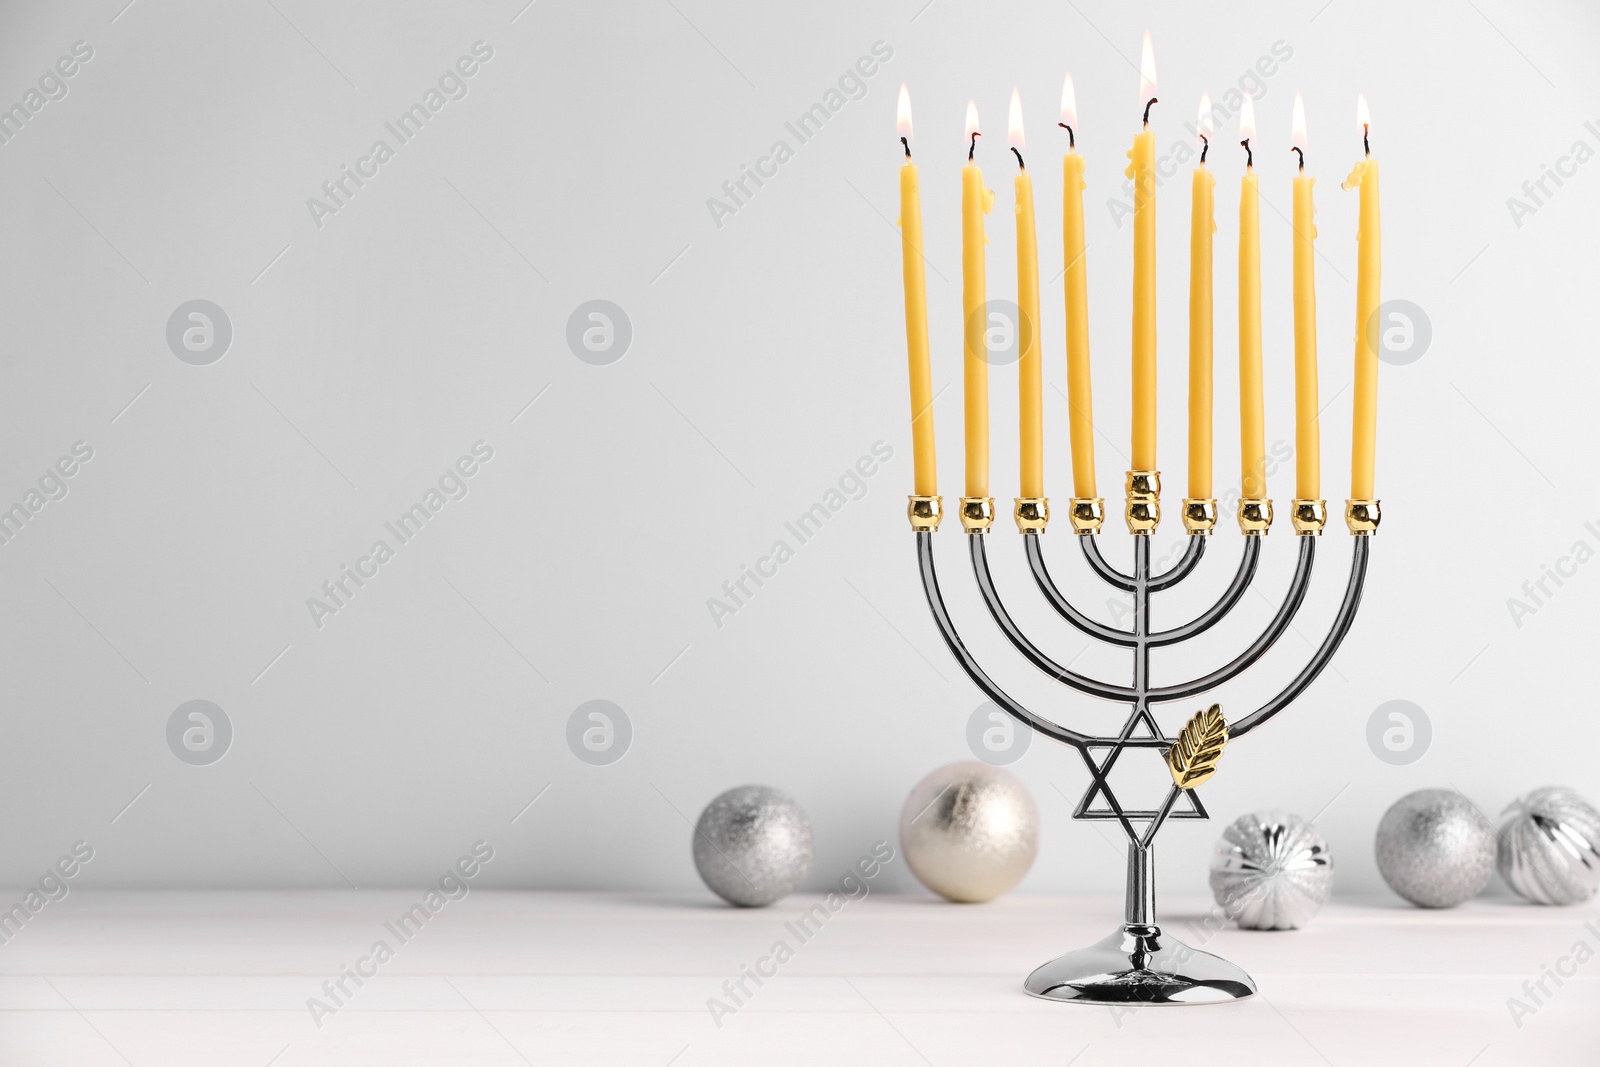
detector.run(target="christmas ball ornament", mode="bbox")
[692,785,813,907]
[1497,787,1600,906]
[1375,789,1495,908]
[1209,810,1333,930]
[898,762,1038,903]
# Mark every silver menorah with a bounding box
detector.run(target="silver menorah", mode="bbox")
[909,478,1378,1004]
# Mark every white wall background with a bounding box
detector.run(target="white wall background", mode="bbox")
[0,0,1596,902]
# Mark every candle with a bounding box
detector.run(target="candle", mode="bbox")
[1237,94,1265,499]
[1010,89,1043,499]
[962,100,994,500]
[1188,93,1215,501]
[1127,33,1159,470]
[1290,93,1320,501]
[897,86,936,497]
[1060,74,1097,500]
[1343,94,1381,500]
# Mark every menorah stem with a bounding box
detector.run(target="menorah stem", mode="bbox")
[1125,843,1155,926]
[1132,534,1151,696]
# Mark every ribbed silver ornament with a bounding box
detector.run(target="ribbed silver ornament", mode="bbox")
[1209,810,1333,930]
[1498,787,1600,906]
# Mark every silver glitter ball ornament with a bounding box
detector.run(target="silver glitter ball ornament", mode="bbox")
[1209,810,1333,930]
[1497,787,1600,906]
[898,762,1038,903]
[693,785,813,907]
[1375,789,1495,908]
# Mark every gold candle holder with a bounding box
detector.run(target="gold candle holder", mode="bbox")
[1124,471,1160,534]
[1237,498,1273,535]
[1345,499,1381,535]
[1182,498,1218,535]
[907,495,943,532]
[1014,498,1049,534]
[1290,499,1327,536]
[1067,498,1105,534]
[959,496,996,533]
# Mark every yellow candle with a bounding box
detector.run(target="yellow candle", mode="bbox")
[1060,74,1097,499]
[1126,33,1158,470]
[1343,94,1381,500]
[1290,93,1320,501]
[896,86,937,497]
[1238,97,1266,499]
[962,100,994,499]
[1188,93,1215,501]
[1010,89,1042,499]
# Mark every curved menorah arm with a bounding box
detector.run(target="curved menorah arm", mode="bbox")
[916,532,1093,749]
[1147,536,1206,591]
[1022,536,1137,647]
[1079,535,1137,592]
[1081,533,1205,593]
[1148,536,1263,648]
[970,536,1136,701]
[1147,536,1317,703]
[1230,536,1370,739]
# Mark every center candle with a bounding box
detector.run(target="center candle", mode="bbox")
[1188,93,1215,503]
[962,100,994,500]
[1290,93,1321,503]
[1238,95,1266,502]
[1059,74,1098,502]
[1011,89,1043,500]
[1127,33,1159,471]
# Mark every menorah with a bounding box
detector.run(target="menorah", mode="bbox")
[908,478,1378,1004]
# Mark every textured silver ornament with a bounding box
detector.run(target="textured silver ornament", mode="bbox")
[1497,787,1600,906]
[1375,789,1495,908]
[898,762,1039,903]
[1209,810,1333,930]
[692,785,812,907]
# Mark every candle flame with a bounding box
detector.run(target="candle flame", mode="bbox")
[1139,32,1157,106]
[1197,92,1213,141]
[1008,87,1025,151]
[1356,92,1371,135]
[1060,73,1077,131]
[897,83,912,141]
[965,99,980,142]
[1240,92,1256,142]
[1291,92,1308,154]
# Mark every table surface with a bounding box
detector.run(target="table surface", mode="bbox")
[0,890,1594,1065]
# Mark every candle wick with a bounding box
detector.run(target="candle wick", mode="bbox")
[969,131,981,161]
[1291,146,1304,172]
[1058,122,1075,150]
[1010,146,1025,170]
[1240,138,1253,169]
[1362,123,1370,157]
[1143,97,1157,126]
[1199,134,1208,164]
[901,135,911,160]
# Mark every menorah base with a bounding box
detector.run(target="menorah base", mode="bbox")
[1022,923,1256,1005]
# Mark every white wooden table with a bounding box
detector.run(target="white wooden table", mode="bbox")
[0,891,1593,1065]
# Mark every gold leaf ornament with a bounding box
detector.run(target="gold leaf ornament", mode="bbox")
[1166,704,1228,789]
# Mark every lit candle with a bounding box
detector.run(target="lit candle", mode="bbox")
[1343,94,1381,501]
[1188,93,1215,501]
[1238,94,1266,499]
[1126,33,1158,471]
[1060,74,1097,500]
[1010,89,1042,500]
[897,86,937,497]
[1290,92,1320,502]
[963,100,994,500]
